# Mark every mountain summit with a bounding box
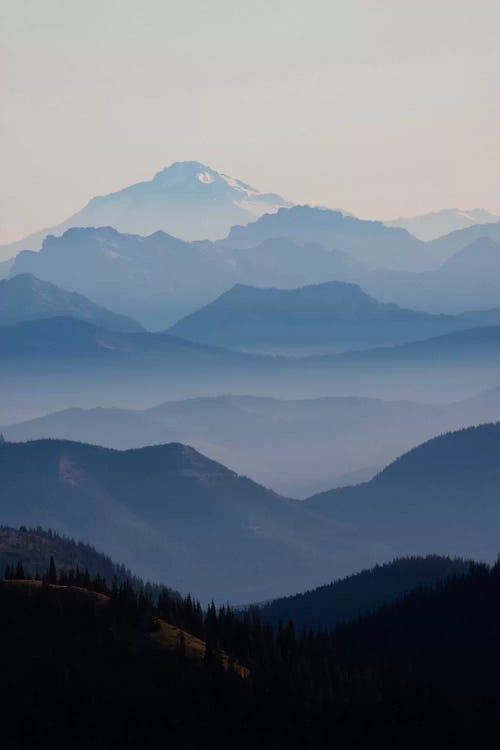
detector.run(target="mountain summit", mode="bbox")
[219,205,426,271]
[168,280,469,354]
[0,162,291,258]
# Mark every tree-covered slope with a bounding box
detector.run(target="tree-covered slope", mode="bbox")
[255,555,469,631]
[0,525,137,586]
[3,555,500,748]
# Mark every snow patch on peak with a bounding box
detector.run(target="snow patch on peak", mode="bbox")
[220,173,259,197]
[197,171,215,185]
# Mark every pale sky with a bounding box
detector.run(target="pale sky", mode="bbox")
[1,0,500,244]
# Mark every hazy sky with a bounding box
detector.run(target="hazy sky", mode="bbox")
[1,0,500,244]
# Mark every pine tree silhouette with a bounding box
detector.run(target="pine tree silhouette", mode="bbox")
[47,556,57,584]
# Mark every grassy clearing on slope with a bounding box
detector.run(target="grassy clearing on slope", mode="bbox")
[151,619,250,678]
[2,578,249,678]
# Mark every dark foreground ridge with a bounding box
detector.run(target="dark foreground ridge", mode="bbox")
[3,555,500,748]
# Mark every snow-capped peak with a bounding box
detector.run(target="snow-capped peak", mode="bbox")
[3,161,292,248]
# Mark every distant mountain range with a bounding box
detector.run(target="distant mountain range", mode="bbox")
[425,219,500,265]
[4,388,500,497]
[221,205,425,271]
[0,438,352,602]
[167,280,489,354]
[387,208,500,241]
[0,161,291,260]
[8,220,500,328]
[1,161,499,289]
[221,204,500,271]
[2,316,500,423]
[0,315,245,360]
[0,273,143,332]
[364,237,500,313]
[8,227,234,326]
[307,422,500,564]
[8,228,359,327]
[2,424,500,601]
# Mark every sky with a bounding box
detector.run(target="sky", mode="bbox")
[1,0,500,244]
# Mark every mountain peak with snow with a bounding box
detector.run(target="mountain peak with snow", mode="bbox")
[0,162,292,258]
[149,160,269,198]
[79,161,292,240]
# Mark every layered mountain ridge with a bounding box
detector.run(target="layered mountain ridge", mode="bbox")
[8,216,500,327]
[3,316,500,423]
[306,422,500,564]
[168,280,482,354]
[387,208,500,240]
[5,388,500,497]
[0,273,143,332]
[3,424,500,602]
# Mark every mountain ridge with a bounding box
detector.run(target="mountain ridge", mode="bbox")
[3,425,500,602]
[0,273,143,332]
[220,205,426,271]
[363,237,500,313]
[8,227,359,327]
[306,423,500,565]
[5,388,500,497]
[8,220,500,328]
[2,317,500,423]
[0,437,351,602]
[387,208,500,240]
[167,279,478,354]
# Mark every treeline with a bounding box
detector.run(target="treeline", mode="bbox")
[4,554,109,593]
[0,525,176,600]
[0,524,135,582]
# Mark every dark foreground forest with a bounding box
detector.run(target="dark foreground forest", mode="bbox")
[2,557,500,748]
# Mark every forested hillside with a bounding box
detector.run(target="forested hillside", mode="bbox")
[3,557,500,747]
[255,556,469,631]
[0,526,140,588]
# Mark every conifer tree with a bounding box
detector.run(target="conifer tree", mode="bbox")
[47,556,57,584]
[83,568,91,589]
